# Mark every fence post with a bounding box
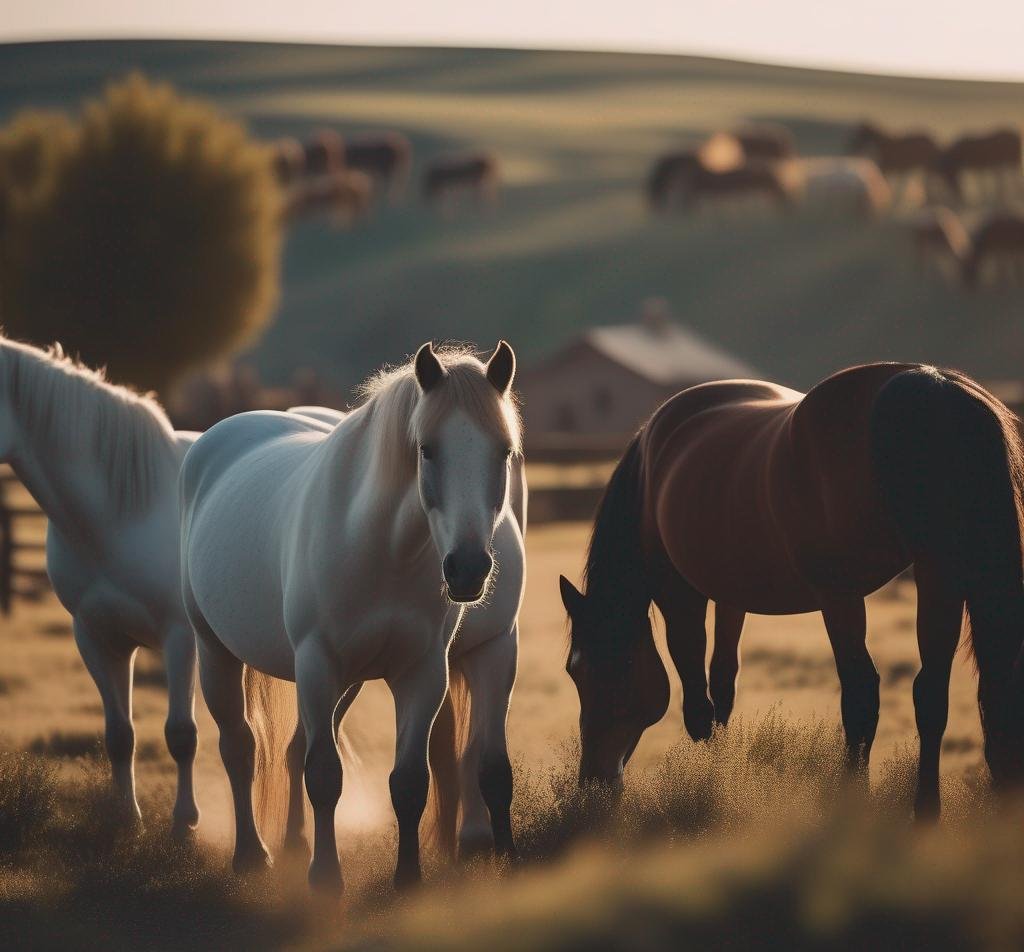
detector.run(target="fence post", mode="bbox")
[0,501,12,616]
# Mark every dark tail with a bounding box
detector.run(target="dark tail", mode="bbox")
[871,367,1024,659]
[584,431,648,602]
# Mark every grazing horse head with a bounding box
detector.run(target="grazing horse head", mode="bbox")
[408,340,520,603]
[560,575,669,786]
[558,435,670,786]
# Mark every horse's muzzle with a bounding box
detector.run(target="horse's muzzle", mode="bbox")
[442,548,493,603]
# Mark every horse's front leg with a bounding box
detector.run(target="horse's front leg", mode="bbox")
[73,615,141,823]
[388,648,448,889]
[163,624,200,838]
[294,640,346,894]
[452,626,518,861]
[657,585,713,742]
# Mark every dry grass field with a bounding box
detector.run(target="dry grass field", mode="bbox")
[0,518,1005,950]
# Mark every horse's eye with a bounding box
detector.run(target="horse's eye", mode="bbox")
[420,445,434,461]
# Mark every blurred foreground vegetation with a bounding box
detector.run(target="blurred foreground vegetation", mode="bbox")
[3,713,1022,951]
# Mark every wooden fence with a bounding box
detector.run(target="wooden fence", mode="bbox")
[0,467,49,615]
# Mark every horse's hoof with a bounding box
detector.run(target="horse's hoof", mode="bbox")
[233,844,272,876]
[458,833,494,862]
[308,861,344,896]
[393,863,422,891]
[170,819,199,842]
[283,833,311,862]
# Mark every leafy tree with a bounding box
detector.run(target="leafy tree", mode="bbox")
[0,74,282,393]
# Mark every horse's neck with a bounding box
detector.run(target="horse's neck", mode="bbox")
[8,410,173,552]
[10,440,114,550]
[313,406,431,567]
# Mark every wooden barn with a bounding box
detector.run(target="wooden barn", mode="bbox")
[518,300,754,459]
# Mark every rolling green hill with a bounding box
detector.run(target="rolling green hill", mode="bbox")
[1,40,1023,392]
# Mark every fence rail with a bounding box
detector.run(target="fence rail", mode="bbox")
[0,468,49,615]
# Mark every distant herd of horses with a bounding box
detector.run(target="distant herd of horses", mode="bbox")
[272,120,1024,288]
[7,333,1024,894]
[647,120,1024,289]
[271,130,499,222]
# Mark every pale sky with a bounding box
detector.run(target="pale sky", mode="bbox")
[2,1,1023,82]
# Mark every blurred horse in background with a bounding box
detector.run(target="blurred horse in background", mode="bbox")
[345,132,412,197]
[909,206,971,280]
[788,157,892,219]
[180,343,525,891]
[847,122,940,198]
[562,363,1024,822]
[934,128,1023,202]
[733,124,796,162]
[422,153,501,209]
[963,212,1024,288]
[303,129,346,177]
[0,337,202,836]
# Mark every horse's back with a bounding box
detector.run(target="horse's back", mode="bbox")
[647,366,914,612]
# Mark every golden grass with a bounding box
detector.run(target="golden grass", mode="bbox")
[0,522,1002,948]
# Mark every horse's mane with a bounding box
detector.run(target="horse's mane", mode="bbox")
[577,430,651,658]
[1,337,177,515]
[354,344,521,486]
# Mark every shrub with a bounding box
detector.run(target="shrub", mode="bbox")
[0,74,283,393]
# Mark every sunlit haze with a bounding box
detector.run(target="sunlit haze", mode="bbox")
[3,0,1023,82]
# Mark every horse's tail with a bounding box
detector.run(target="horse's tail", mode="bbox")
[423,668,471,861]
[243,666,298,852]
[871,367,1024,665]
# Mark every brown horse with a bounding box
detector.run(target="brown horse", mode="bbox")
[344,132,412,195]
[560,364,1024,820]
[934,128,1023,201]
[679,161,794,212]
[646,134,744,210]
[910,207,971,279]
[286,169,372,224]
[734,124,796,162]
[422,152,500,207]
[847,122,940,177]
[303,129,345,177]
[271,138,306,185]
[963,212,1024,288]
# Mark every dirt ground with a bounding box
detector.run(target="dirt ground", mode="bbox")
[0,521,986,853]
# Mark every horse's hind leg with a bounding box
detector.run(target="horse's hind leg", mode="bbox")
[657,584,714,742]
[911,559,964,820]
[387,648,448,888]
[73,615,140,822]
[163,624,200,838]
[197,635,269,873]
[821,595,880,772]
[452,628,518,860]
[709,604,745,726]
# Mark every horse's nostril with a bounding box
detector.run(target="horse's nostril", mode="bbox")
[442,553,457,581]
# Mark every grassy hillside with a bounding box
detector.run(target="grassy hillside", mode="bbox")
[1,40,1023,392]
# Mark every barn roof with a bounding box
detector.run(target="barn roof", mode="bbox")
[581,302,754,386]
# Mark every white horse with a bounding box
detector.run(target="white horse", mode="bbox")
[180,342,525,891]
[0,337,201,834]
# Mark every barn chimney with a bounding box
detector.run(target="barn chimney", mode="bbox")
[638,296,673,336]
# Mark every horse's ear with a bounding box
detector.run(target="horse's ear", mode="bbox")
[414,342,446,392]
[559,574,585,615]
[485,340,516,396]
